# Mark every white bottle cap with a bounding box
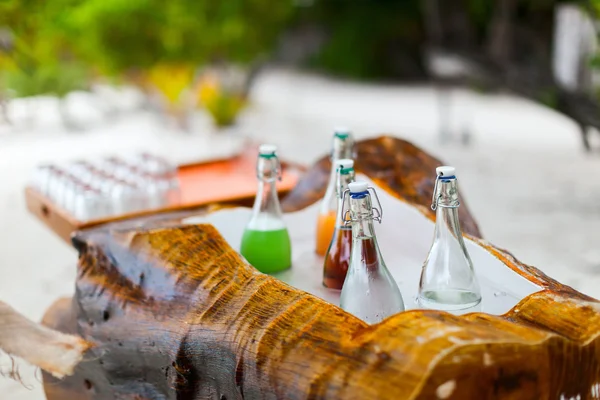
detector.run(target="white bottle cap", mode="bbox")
[259,144,277,156]
[349,181,368,193]
[337,159,354,169]
[436,166,456,177]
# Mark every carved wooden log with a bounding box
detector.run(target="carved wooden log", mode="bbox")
[42,137,600,399]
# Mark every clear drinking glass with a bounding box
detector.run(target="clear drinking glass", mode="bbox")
[31,164,54,195]
[32,152,180,219]
[73,187,110,221]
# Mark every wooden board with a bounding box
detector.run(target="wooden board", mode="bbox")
[40,136,600,399]
[25,147,302,244]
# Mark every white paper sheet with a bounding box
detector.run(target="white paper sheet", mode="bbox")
[184,175,541,316]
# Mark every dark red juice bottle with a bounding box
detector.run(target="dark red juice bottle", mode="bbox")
[323,159,355,289]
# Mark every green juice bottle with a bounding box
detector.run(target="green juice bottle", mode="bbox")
[240,144,292,273]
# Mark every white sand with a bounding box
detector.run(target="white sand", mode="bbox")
[1,68,599,398]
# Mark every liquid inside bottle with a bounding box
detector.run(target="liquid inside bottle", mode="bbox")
[316,127,354,255]
[418,166,482,311]
[323,159,355,289]
[241,215,291,274]
[340,181,405,324]
[240,145,291,274]
[316,211,337,256]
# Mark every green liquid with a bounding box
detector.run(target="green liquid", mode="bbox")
[240,228,292,273]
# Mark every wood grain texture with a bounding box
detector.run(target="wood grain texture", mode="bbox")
[281,136,482,238]
[0,299,90,379]
[42,136,600,399]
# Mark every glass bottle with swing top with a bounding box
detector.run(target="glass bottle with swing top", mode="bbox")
[240,144,292,274]
[323,158,355,289]
[316,127,355,256]
[418,166,482,311]
[340,181,405,324]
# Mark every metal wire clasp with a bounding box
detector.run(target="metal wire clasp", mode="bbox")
[431,174,441,211]
[341,186,384,225]
[431,173,460,210]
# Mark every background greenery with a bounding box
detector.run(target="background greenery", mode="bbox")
[0,0,293,98]
[0,0,597,115]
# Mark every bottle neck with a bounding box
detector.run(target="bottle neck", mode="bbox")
[253,179,282,214]
[433,179,464,242]
[337,170,355,198]
[434,204,463,241]
[324,136,354,201]
[335,170,355,226]
[348,193,382,274]
[349,193,377,239]
[331,135,354,163]
[251,156,283,221]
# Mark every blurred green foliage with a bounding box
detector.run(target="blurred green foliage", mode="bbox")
[465,0,494,41]
[0,0,598,100]
[300,0,424,79]
[591,0,600,68]
[2,62,89,98]
[0,0,294,98]
[0,0,90,97]
[61,0,293,74]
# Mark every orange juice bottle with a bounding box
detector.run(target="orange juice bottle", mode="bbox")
[316,210,337,255]
[315,128,354,256]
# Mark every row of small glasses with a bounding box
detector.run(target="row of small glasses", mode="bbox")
[31,153,181,221]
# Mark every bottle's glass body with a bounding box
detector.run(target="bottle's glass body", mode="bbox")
[241,151,291,273]
[418,174,481,311]
[316,211,337,256]
[340,187,405,324]
[323,165,355,289]
[316,130,354,255]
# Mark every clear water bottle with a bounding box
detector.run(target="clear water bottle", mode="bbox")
[340,181,405,324]
[418,166,482,311]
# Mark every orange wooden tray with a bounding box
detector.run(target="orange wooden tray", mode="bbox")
[25,147,303,245]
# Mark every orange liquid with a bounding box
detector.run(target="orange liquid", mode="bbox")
[316,211,337,256]
[323,227,352,289]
